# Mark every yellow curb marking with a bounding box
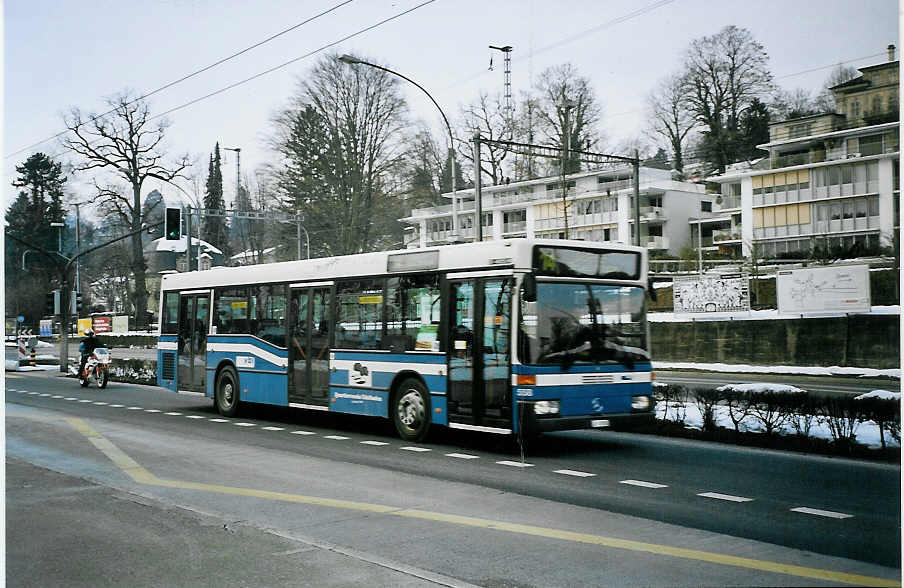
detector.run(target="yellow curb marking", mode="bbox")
[65,418,899,588]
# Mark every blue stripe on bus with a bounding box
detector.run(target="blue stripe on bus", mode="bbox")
[512,362,652,375]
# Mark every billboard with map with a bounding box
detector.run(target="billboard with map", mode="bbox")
[777,265,870,314]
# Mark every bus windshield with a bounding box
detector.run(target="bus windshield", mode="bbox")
[520,282,648,368]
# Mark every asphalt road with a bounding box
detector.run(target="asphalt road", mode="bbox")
[6,371,900,587]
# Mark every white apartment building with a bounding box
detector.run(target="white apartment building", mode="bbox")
[708,50,899,259]
[400,166,709,256]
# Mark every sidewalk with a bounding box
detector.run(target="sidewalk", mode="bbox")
[6,458,465,588]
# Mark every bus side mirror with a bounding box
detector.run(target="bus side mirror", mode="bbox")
[522,274,536,302]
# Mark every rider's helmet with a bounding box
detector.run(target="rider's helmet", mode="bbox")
[84,328,94,336]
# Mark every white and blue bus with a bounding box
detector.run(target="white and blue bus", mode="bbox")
[157,238,654,441]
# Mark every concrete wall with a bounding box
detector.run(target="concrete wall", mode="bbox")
[651,314,899,369]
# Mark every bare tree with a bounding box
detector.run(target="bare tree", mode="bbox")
[814,64,860,113]
[646,73,697,174]
[683,26,773,173]
[770,87,819,120]
[64,91,189,327]
[456,91,512,186]
[533,63,603,175]
[271,54,409,256]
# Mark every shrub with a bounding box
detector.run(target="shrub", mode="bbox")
[854,390,902,450]
[818,395,862,452]
[691,387,724,432]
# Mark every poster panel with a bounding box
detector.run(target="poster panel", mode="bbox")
[673,274,750,316]
[77,318,92,336]
[93,316,112,333]
[112,315,129,333]
[776,265,870,314]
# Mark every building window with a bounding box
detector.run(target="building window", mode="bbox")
[701,201,712,213]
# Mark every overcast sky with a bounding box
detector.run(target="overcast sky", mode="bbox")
[3,0,899,215]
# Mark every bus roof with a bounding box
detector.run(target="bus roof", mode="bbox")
[160,238,647,291]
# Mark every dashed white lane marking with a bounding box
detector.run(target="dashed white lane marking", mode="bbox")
[64,397,77,401]
[209,418,229,422]
[78,399,93,403]
[324,435,349,440]
[39,393,51,397]
[185,415,205,419]
[51,395,63,399]
[109,404,124,408]
[28,392,39,395]
[145,409,161,413]
[791,507,854,519]
[165,412,183,416]
[555,469,596,478]
[401,446,431,452]
[262,426,285,431]
[446,453,480,460]
[291,430,316,436]
[497,460,534,468]
[360,440,389,446]
[94,402,108,406]
[621,479,669,489]
[127,406,144,410]
[235,422,256,427]
[698,492,753,503]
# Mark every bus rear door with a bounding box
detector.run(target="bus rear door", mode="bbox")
[177,292,209,393]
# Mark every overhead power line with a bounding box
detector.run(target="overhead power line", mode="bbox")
[17,0,438,168]
[6,0,357,160]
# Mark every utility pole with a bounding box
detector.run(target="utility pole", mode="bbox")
[473,133,483,241]
[488,45,513,136]
[561,102,573,239]
[633,150,641,247]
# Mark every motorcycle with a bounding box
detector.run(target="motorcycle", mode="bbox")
[79,347,111,388]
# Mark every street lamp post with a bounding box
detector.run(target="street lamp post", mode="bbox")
[50,222,64,253]
[338,54,460,242]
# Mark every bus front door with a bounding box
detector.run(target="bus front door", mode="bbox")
[177,293,209,393]
[447,278,512,430]
[289,287,332,407]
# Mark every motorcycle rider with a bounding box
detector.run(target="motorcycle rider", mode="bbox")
[78,328,100,378]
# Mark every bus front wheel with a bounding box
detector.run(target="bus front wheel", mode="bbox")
[215,366,240,417]
[393,378,431,442]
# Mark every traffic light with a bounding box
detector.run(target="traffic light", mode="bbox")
[46,290,60,315]
[71,291,83,316]
[165,207,182,240]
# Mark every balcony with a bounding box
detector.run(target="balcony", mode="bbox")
[717,195,741,210]
[712,228,742,243]
[640,206,665,221]
[645,236,670,250]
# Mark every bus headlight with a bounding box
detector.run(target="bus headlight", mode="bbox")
[533,400,560,416]
[631,395,652,411]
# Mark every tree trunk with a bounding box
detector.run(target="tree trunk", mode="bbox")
[131,184,148,329]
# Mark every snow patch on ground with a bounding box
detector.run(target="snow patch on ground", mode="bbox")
[855,390,902,401]
[716,382,806,394]
[654,361,900,379]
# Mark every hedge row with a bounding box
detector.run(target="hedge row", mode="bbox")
[654,383,901,451]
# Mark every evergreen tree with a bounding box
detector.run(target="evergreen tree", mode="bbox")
[738,98,771,160]
[202,143,227,253]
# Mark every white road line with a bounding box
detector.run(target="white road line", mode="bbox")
[400,446,431,452]
[39,393,51,397]
[64,397,77,401]
[94,402,108,406]
[235,422,256,427]
[324,435,350,440]
[145,409,161,413]
[51,395,63,399]
[185,415,205,419]
[109,404,124,408]
[446,453,480,460]
[127,406,144,410]
[262,426,285,431]
[28,392,39,395]
[497,460,534,468]
[291,430,316,436]
[698,492,753,503]
[555,469,596,478]
[78,399,93,403]
[791,507,854,519]
[209,418,230,422]
[165,412,183,416]
[360,441,389,446]
[621,479,669,489]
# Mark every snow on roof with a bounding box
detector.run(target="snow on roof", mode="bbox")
[154,237,223,255]
[230,246,277,261]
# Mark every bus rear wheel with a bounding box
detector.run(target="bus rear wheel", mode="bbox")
[393,378,430,442]
[216,366,240,417]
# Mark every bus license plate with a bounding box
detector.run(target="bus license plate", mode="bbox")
[591,419,610,428]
